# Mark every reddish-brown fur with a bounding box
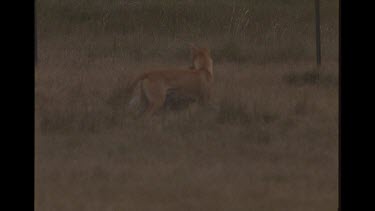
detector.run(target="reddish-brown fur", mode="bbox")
[127,45,213,116]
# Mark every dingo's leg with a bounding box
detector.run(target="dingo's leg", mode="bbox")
[142,79,166,116]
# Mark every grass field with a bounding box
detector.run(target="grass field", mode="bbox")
[35,0,338,210]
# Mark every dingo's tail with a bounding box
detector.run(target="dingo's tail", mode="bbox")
[106,73,148,109]
[126,73,148,96]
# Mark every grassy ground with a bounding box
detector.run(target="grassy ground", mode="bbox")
[35,0,338,210]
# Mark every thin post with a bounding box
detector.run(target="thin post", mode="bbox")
[315,0,321,66]
[35,25,37,66]
[35,1,37,66]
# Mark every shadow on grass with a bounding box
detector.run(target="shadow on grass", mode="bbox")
[216,98,278,125]
[283,69,338,87]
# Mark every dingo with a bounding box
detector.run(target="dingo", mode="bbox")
[127,44,213,116]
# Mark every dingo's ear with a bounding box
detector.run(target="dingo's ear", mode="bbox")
[189,43,197,49]
[204,47,211,55]
[189,43,198,53]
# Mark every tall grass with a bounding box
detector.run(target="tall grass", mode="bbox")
[37,0,338,63]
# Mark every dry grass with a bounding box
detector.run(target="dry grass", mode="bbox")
[35,0,338,210]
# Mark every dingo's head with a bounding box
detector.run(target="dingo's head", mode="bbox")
[190,44,213,76]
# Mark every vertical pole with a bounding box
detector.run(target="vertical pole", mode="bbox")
[315,0,321,66]
[35,1,37,66]
[35,31,37,66]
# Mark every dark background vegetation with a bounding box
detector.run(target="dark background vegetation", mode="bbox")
[35,0,338,210]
